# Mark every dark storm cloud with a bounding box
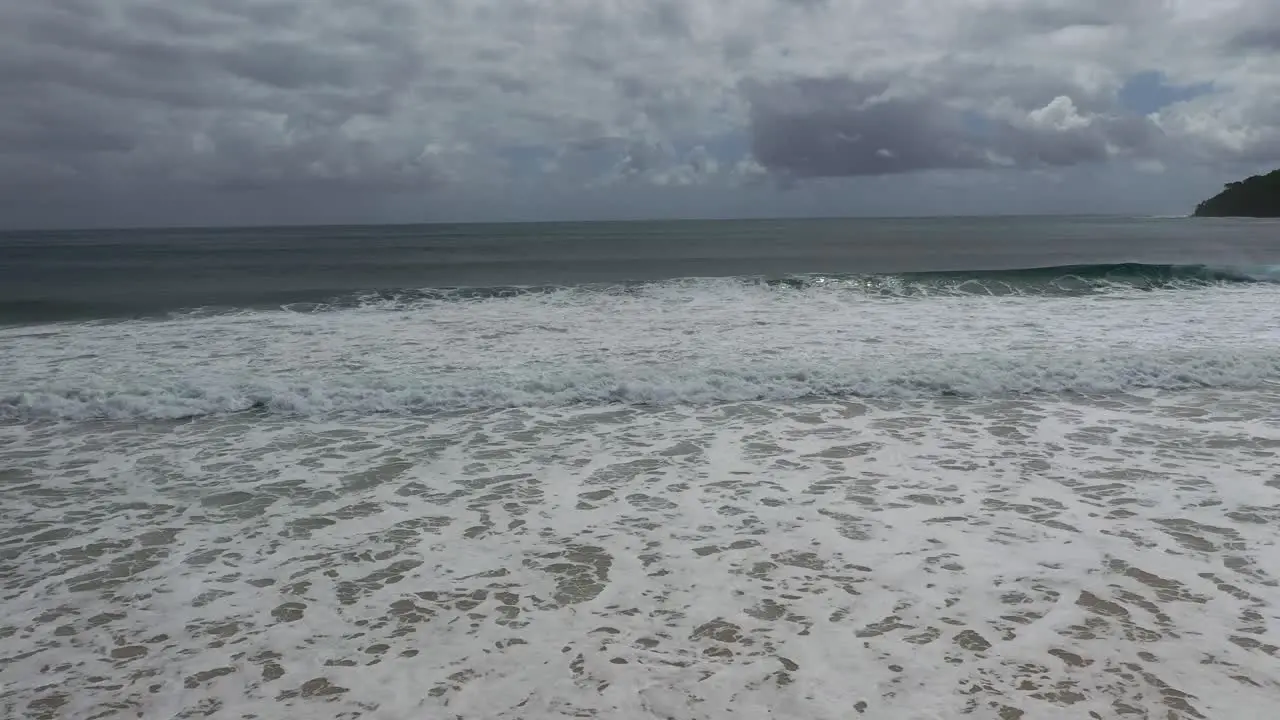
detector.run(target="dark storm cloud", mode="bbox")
[1003,108,1160,166]
[745,77,1161,179]
[1230,27,1280,51]
[744,79,991,177]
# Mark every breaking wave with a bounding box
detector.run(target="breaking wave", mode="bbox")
[5,261,1279,421]
[5,262,1279,324]
[5,348,1279,421]
[288,263,1280,310]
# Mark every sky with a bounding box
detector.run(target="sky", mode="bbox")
[1,0,1279,228]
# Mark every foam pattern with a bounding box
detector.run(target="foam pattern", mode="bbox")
[3,391,1280,718]
[3,280,1280,420]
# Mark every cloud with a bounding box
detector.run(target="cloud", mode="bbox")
[1154,93,1280,166]
[745,78,988,178]
[1000,96,1162,166]
[0,0,1278,226]
[1232,27,1280,51]
[744,78,1162,179]
[1224,3,1280,53]
[2,2,431,188]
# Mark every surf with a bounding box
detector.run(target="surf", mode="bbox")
[288,262,1280,311]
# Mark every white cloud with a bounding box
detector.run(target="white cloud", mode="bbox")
[1026,97,1092,132]
[1154,92,1280,165]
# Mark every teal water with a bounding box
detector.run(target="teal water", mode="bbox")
[2,216,1278,322]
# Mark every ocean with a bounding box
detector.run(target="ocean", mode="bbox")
[3,216,1280,719]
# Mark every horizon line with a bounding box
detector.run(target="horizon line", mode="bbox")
[0,211,1197,234]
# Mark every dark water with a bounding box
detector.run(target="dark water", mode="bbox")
[2,216,1278,322]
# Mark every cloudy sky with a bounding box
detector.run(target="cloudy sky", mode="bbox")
[2,0,1278,227]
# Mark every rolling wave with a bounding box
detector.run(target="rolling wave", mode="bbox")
[292,262,1280,311]
[808,262,1280,292]
[5,258,1278,421]
[5,348,1278,421]
[3,262,1277,324]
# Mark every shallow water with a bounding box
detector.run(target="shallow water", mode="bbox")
[3,390,1279,719]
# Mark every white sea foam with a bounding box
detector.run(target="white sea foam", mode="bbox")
[3,391,1280,718]
[2,280,1280,420]
[5,277,1280,718]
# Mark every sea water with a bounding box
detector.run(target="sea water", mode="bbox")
[2,217,1280,719]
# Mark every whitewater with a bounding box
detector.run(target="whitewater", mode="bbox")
[3,219,1280,720]
[5,269,1280,420]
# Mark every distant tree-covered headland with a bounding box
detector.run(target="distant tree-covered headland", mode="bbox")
[1193,169,1280,217]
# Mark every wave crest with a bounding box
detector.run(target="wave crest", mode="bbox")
[288,263,1280,312]
[5,349,1278,421]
